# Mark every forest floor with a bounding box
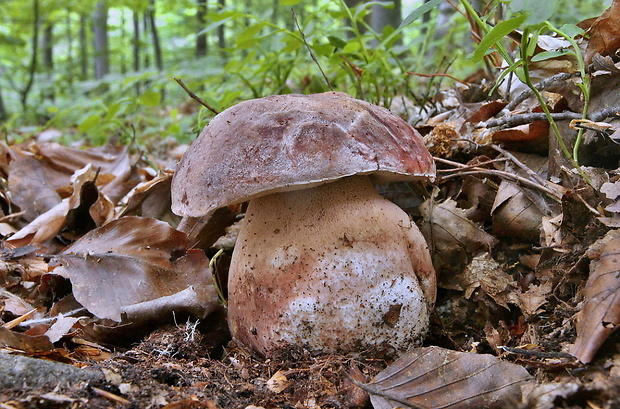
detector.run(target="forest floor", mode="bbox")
[4,5,620,405]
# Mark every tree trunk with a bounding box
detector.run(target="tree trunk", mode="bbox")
[132,11,140,72]
[217,0,226,60]
[21,0,40,109]
[371,0,402,42]
[66,10,74,87]
[119,10,127,74]
[42,21,54,101]
[0,84,7,122]
[79,13,88,80]
[92,1,109,79]
[148,0,163,71]
[196,0,208,58]
[142,14,150,68]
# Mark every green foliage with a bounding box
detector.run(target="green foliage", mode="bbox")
[0,0,612,150]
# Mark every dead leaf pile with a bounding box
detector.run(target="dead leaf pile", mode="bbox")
[3,2,620,406]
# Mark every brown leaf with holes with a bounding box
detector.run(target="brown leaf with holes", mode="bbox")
[585,0,620,65]
[367,346,532,409]
[49,216,219,323]
[571,229,620,363]
[8,165,115,246]
[420,198,498,274]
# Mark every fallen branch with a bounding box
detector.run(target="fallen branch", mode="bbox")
[505,72,578,111]
[478,105,620,129]
[435,156,563,201]
[172,77,220,115]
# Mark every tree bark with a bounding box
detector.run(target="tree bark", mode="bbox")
[79,13,88,80]
[371,0,402,41]
[42,20,54,101]
[132,11,140,72]
[0,85,7,122]
[21,0,40,109]
[196,0,208,58]
[217,0,226,60]
[92,1,109,79]
[148,0,163,71]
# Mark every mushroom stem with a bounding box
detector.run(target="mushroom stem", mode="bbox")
[227,175,435,356]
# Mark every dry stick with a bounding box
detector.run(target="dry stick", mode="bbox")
[291,9,333,92]
[435,157,562,201]
[490,144,560,193]
[172,77,220,115]
[479,105,620,129]
[505,72,577,111]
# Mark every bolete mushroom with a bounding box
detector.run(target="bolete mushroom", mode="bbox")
[171,92,436,356]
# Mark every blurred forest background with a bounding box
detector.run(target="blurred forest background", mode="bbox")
[0,0,611,146]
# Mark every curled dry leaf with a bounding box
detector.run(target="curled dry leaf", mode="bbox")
[570,229,620,363]
[584,0,620,65]
[8,164,115,246]
[50,216,219,323]
[366,346,532,409]
[445,252,517,309]
[492,153,551,242]
[420,198,498,274]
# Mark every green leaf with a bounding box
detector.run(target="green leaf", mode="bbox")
[399,0,442,29]
[509,0,556,25]
[531,49,572,62]
[471,14,528,62]
[78,114,101,133]
[328,35,347,48]
[139,90,161,107]
[281,0,304,5]
[559,24,584,39]
[343,41,361,54]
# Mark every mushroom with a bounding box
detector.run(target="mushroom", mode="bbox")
[171,92,436,356]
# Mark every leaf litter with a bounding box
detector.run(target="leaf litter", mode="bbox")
[3,4,620,408]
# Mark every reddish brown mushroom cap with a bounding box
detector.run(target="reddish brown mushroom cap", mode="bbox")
[171,91,435,217]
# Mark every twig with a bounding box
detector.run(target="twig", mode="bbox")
[505,72,577,111]
[291,8,333,91]
[478,105,620,129]
[91,386,131,405]
[490,144,560,192]
[479,111,582,128]
[500,346,576,360]
[407,71,471,85]
[435,157,562,201]
[172,77,220,115]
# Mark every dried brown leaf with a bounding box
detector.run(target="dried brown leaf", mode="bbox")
[367,346,532,409]
[447,253,517,309]
[570,229,620,363]
[492,153,550,242]
[420,198,498,274]
[8,147,62,221]
[50,216,218,323]
[8,165,115,246]
[585,0,620,65]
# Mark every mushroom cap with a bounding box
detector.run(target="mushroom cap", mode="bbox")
[171,91,435,217]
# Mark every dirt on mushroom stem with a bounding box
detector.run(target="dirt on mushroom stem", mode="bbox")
[227,175,436,358]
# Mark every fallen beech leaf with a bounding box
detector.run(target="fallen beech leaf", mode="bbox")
[367,346,532,409]
[571,230,620,363]
[8,164,115,246]
[420,198,498,274]
[8,147,62,221]
[448,252,517,309]
[267,370,291,394]
[492,153,551,242]
[585,0,620,65]
[50,216,218,322]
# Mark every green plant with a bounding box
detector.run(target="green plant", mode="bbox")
[465,0,593,178]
